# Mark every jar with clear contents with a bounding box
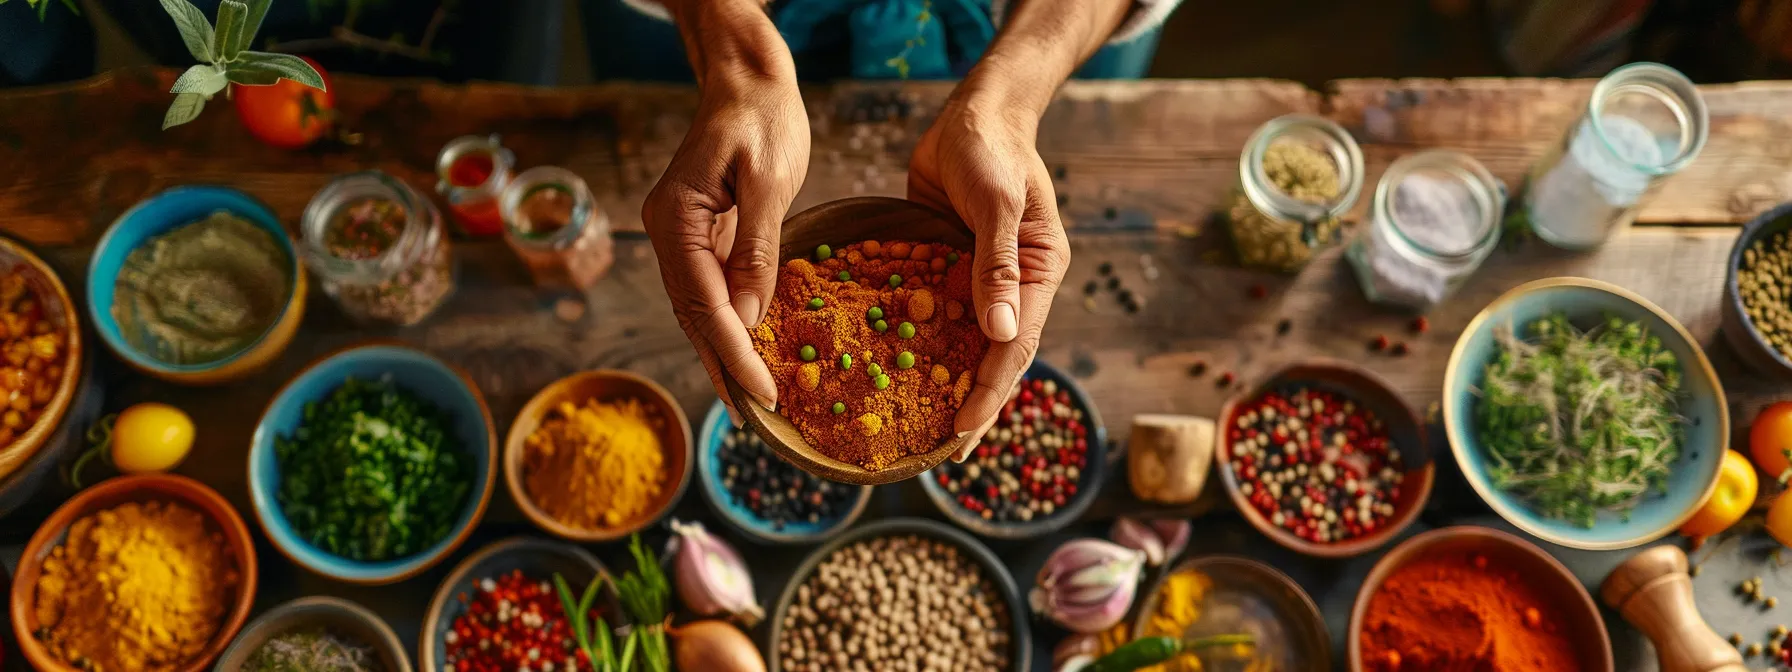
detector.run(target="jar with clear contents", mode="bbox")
[301,171,457,326]
[1228,114,1365,273]
[1346,150,1504,309]
[500,166,614,290]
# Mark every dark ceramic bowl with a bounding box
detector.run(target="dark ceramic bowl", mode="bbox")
[213,596,411,672]
[1723,200,1792,378]
[419,537,620,672]
[919,359,1108,539]
[1131,555,1331,672]
[696,398,873,544]
[767,518,1031,672]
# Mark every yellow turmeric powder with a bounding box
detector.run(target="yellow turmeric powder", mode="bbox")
[524,397,666,529]
[34,501,237,672]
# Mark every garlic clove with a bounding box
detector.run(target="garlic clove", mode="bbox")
[1151,519,1192,561]
[1111,517,1167,566]
[670,519,764,627]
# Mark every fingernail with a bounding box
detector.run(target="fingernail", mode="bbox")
[748,388,776,411]
[734,292,762,328]
[985,303,1018,342]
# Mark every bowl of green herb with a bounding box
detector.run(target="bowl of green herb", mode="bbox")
[1442,277,1728,550]
[216,596,410,672]
[248,341,497,585]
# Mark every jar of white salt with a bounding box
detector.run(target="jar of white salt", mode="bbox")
[1347,150,1503,309]
[1521,62,1707,250]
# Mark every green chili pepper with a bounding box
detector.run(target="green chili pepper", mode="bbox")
[1085,634,1257,672]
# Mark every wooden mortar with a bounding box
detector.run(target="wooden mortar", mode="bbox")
[1599,545,1745,672]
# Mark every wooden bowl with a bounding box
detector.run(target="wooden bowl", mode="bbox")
[505,369,693,542]
[419,537,620,672]
[1131,555,1331,672]
[1215,358,1434,558]
[11,474,258,672]
[1347,526,1614,672]
[724,197,982,485]
[695,398,874,544]
[213,596,412,672]
[0,235,83,485]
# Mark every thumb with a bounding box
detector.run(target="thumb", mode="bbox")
[966,191,1023,343]
[724,173,790,328]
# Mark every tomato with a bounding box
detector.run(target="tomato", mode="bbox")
[1751,401,1792,480]
[110,402,195,474]
[232,56,334,149]
[1681,449,1759,540]
[1770,492,1792,547]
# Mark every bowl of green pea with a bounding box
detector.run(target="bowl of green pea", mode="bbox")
[248,341,497,585]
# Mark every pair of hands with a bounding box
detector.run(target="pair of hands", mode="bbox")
[642,53,1069,460]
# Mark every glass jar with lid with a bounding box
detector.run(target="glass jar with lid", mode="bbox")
[435,134,515,237]
[301,171,457,326]
[1519,62,1708,250]
[500,166,614,290]
[1228,114,1365,273]
[1346,150,1504,309]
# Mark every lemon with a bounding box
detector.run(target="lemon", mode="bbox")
[109,402,195,474]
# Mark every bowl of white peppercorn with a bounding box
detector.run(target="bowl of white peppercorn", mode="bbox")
[1723,200,1792,379]
[768,518,1030,672]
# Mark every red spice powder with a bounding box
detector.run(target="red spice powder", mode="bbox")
[751,240,989,471]
[1360,550,1582,671]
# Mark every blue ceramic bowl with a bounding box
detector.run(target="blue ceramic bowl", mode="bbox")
[88,186,307,385]
[918,359,1108,539]
[697,398,873,544]
[1442,277,1728,550]
[248,343,497,584]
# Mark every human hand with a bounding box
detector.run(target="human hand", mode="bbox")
[908,92,1070,461]
[643,8,809,415]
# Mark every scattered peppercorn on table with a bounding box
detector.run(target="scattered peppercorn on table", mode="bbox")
[5,70,1792,671]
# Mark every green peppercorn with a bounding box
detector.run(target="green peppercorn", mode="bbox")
[874,374,890,390]
[840,353,852,370]
[832,402,846,414]
[815,244,832,261]
[867,363,883,378]
[889,274,903,288]
[800,345,817,361]
[898,322,916,339]
[897,351,915,369]
[947,252,960,264]
[808,297,825,310]
[867,306,884,321]
[838,271,851,282]
[874,320,888,333]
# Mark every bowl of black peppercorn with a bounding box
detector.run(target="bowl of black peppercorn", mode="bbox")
[697,399,874,544]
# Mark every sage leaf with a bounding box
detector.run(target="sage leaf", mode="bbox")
[158,0,214,63]
[212,0,248,62]
[242,0,270,42]
[162,92,206,130]
[224,62,282,86]
[170,64,228,97]
[230,52,326,91]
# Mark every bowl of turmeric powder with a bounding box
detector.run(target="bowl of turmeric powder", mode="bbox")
[727,197,993,486]
[505,369,693,543]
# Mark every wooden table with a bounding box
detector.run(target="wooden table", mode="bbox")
[4,68,1792,671]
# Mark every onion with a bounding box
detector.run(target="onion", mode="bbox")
[670,519,764,626]
[670,620,765,672]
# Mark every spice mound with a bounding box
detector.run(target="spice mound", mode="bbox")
[245,628,383,672]
[750,240,989,472]
[443,570,600,672]
[0,266,68,451]
[1738,228,1792,362]
[1226,386,1405,544]
[934,375,1092,523]
[34,500,239,672]
[113,210,290,365]
[275,377,474,562]
[777,534,1012,672]
[1361,550,1581,671]
[523,396,667,530]
[718,423,858,530]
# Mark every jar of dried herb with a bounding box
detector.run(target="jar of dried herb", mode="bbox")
[301,171,457,326]
[500,166,614,290]
[1227,115,1364,273]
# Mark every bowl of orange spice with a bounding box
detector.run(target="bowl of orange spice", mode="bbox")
[727,197,992,485]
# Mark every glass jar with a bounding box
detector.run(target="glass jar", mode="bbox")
[1520,62,1708,250]
[1347,150,1504,310]
[1228,114,1365,273]
[435,134,515,237]
[301,171,457,326]
[500,166,614,290]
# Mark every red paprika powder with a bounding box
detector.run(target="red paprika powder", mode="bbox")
[1361,550,1581,671]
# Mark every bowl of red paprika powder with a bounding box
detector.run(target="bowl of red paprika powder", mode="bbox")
[1348,525,1614,672]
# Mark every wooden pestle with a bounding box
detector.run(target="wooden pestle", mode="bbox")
[1599,545,1745,672]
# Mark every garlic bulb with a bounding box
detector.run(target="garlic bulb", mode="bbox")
[1029,538,1146,634]
[670,519,764,626]
[1110,517,1191,566]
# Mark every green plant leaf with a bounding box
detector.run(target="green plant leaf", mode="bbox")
[162,92,207,130]
[242,0,270,42]
[224,62,281,86]
[158,0,214,63]
[229,52,326,91]
[170,64,228,97]
[213,0,248,62]
[58,0,78,15]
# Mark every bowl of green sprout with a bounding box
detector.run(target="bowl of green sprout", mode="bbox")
[1442,277,1728,551]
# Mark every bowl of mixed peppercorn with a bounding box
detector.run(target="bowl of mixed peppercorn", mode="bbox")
[698,398,873,544]
[919,359,1107,539]
[1724,200,1792,379]
[1216,359,1434,558]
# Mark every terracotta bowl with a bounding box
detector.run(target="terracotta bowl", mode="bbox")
[1214,358,1434,558]
[723,197,983,486]
[11,474,258,672]
[0,235,83,485]
[1131,555,1331,672]
[419,537,621,672]
[1346,526,1614,672]
[213,596,412,672]
[505,369,693,542]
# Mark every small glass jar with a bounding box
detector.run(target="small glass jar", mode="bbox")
[1228,114,1365,273]
[1347,150,1504,310]
[301,171,457,326]
[500,166,614,290]
[1521,62,1708,250]
[435,134,515,237]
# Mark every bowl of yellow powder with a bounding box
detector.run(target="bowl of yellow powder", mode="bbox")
[11,473,257,672]
[504,369,693,543]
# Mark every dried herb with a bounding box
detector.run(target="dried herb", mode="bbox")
[244,629,380,672]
